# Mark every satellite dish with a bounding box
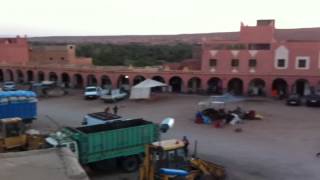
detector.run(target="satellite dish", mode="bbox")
[159,117,175,133]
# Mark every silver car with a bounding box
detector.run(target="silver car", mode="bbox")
[3,81,16,91]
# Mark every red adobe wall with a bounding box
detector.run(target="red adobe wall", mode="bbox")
[0,37,29,65]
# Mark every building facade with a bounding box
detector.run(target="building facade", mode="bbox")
[0,20,320,96]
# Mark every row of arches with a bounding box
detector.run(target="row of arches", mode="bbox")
[0,69,319,96]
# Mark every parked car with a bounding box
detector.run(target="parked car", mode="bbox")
[84,86,102,99]
[30,81,67,97]
[2,81,16,91]
[286,94,302,106]
[305,94,320,107]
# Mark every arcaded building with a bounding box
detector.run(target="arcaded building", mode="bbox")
[0,20,320,96]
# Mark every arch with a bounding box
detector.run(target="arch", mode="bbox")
[86,74,97,86]
[27,70,34,82]
[133,75,146,85]
[37,71,45,82]
[73,74,84,88]
[187,77,202,93]
[169,76,183,93]
[152,76,165,83]
[207,77,223,95]
[61,73,70,88]
[272,78,288,97]
[248,78,266,96]
[0,69,3,82]
[5,69,14,81]
[228,78,243,95]
[16,70,24,83]
[49,72,58,82]
[152,76,166,92]
[117,75,130,89]
[292,79,310,96]
[101,75,112,89]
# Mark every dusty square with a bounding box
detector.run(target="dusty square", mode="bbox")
[33,91,320,180]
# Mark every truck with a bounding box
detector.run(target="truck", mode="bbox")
[46,119,159,172]
[30,81,67,97]
[0,90,37,123]
[100,89,128,103]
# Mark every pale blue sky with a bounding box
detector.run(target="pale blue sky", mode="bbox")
[1,0,319,36]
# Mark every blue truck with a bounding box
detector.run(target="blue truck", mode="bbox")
[0,90,37,123]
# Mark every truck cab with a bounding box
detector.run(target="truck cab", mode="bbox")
[45,131,79,159]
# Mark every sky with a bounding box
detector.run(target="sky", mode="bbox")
[1,0,320,37]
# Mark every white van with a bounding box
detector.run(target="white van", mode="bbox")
[84,86,102,99]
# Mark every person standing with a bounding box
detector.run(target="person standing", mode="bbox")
[113,105,118,115]
[104,106,110,114]
[182,136,189,157]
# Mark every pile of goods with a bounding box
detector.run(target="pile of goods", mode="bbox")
[195,107,262,128]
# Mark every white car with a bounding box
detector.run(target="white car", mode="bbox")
[3,81,16,91]
[84,86,102,99]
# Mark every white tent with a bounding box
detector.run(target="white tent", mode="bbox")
[130,79,167,99]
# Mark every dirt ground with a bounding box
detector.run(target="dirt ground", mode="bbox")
[33,90,320,180]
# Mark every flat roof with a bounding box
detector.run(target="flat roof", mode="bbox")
[0,148,89,180]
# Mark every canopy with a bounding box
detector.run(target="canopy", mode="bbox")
[130,79,167,99]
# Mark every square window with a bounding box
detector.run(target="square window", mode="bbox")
[277,59,285,67]
[298,59,306,68]
[209,59,217,67]
[231,59,239,67]
[249,59,257,67]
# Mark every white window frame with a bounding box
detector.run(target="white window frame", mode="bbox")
[274,45,289,69]
[295,56,310,70]
[275,58,288,69]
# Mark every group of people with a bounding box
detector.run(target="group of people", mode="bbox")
[105,105,119,115]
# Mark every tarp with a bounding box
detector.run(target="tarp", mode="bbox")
[198,93,246,109]
[130,79,167,99]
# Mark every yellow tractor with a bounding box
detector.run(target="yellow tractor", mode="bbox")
[0,117,46,152]
[139,139,225,180]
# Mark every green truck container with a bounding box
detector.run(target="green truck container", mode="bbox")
[46,119,159,171]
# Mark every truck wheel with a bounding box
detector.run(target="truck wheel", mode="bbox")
[120,156,139,172]
[89,159,116,171]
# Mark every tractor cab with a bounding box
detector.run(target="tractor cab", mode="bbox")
[151,139,187,170]
[139,139,190,180]
[0,118,27,151]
